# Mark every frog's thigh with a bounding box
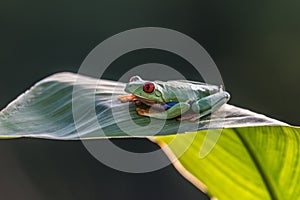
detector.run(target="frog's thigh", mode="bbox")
[191,91,230,115]
[139,102,190,119]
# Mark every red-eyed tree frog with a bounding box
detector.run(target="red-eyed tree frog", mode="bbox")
[118,76,230,121]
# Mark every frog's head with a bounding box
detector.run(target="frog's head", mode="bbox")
[125,76,164,103]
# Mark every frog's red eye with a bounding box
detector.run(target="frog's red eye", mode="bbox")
[143,82,155,93]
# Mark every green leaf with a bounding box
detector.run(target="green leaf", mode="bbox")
[154,126,300,200]
[0,72,287,139]
[0,72,299,200]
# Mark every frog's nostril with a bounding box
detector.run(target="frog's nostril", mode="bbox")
[129,76,135,82]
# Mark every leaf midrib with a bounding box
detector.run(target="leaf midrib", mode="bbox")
[235,129,278,200]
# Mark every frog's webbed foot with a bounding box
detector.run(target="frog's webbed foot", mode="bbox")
[135,100,142,106]
[136,108,161,116]
[136,107,169,119]
[118,94,136,103]
[176,114,200,122]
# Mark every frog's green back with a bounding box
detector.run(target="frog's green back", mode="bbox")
[155,80,220,102]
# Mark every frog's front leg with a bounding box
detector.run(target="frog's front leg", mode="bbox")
[136,102,190,119]
[118,94,136,103]
[190,91,230,120]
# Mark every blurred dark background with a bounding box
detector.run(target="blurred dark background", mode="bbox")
[0,0,299,199]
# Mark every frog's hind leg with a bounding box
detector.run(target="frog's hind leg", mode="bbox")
[190,91,230,120]
[136,102,190,119]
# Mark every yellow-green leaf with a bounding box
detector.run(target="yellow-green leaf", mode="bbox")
[154,126,300,200]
